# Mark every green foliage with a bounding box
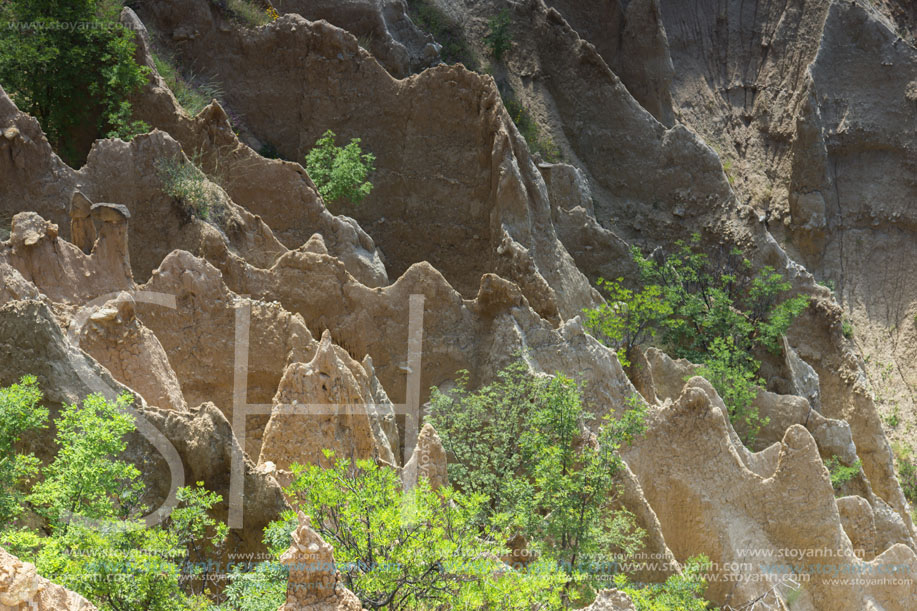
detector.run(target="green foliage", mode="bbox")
[280,450,565,610]
[0,376,48,524]
[152,53,223,117]
[585,234,809,446]
[615,555,710,610]
[305,130,376,207]
[502,95,560,162]
[0,0,150,165]
[842,319,854,339]
[824,455,861,492]
[0,386,227,611]
[696,337,768,446]
[892,442,917,505]
[215,0,273,27]
[584,278,672,368]
[429,361,648,601]
[155,155,217,220]
[406,0,478,69]
[484,9,512,62]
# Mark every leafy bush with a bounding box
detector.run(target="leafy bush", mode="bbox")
[406,0,478,69]
[0,386,228,610]
[279,450,566,610]
[583,279,672,368]
[502,95,560,162]
[616,555,710,610]
[305,130,376,208]
[824,455,862,493]
[0,376,47,524]
[484,9,512,61]
[585,234,809,446]
[842,319,854,339]
[213,0,273,27]
[0,0,150,165]
[892,442,917,505]
[155,155,217,220]
[428,361,648,601]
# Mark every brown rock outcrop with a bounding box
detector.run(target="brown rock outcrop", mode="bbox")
[119,8,389,288]
[278,514,364,611]
[402,422,448,490]
[274,0,440,77]
[259,330,392,470]
[133,2,600,322]
[0,547,97,610]
[623,381,917,609]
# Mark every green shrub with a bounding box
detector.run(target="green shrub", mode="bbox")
[215,0,273,27]
[484,9,512,61]
[502,95,560,162]
[152,53,223,117]
[428,361,648,601]
[278,450,566,610]
[585,234,809,446]
[0,375,47,524]
[824,455,861,492]
[407,0,479,69]
[696,337,768,446]
[0,0,151,165]
[155,155,217,220]
[305,130,376,207]
[892,442,917,505]
[616,555,710,610]
[842,319,854,339]
[583,278,672,368]
[0,385,228,610]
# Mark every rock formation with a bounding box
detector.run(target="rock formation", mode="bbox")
[278,514,364,611]
[0,547,97,611]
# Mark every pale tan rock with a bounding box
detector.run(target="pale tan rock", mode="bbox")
[0,546,97,610]
[274,0,439,78]
[279,514,364,611]
[838,495,878,561]
[622,382,917,609]
[259,331,383,470]
[79,292,186,411]
[69,191,96,254]
[130,3,601,321]
[583,589,637,611]
[402,422,448,490]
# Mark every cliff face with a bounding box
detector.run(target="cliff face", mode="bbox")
[1,0,916,609]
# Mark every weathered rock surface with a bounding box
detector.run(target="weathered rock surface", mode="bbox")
[259,330,395,469]
[279,513,364,611]
[0,547,97,610]
[623,380,917,609]
[582,589,637,611]
[119,7,389,288]
[134,2,600,322]
[275,0,440,77]
[402,422,448,489]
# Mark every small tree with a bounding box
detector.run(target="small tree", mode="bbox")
[585,234,809,446]
[305,130,376,207]
[583,279,672,367]
[484,9,512,61]
[429,362,648,602]
[0,0,150,164]
[1,387,227,611]
[280,450,565,610]
[0,375,47,524]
